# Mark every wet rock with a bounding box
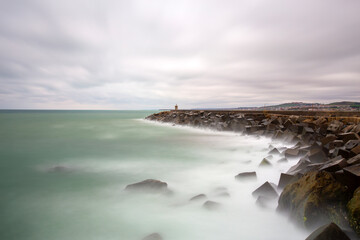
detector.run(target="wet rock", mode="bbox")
[287,158,311,175]
[256,196,272,208]
[344,140,360,150]
[278,171,350,229]
[347,154,360,166]
[278,173,301,189]
[125,179,168,193]
[307,148,327,163]
[285,148,301,159]
[252,182,278,199]
[143,233,163,240]
[338,132,360,143]
[189,194,206,201]
[259,158,272,167]
[320,135,337,145]
[203,201,221,210]
[269,148,281,155]
[343,164,360,189]
[351,145,360,155]
[305,222,350,240]
[347,187,360,236]
[235,171,257,180]
[319,157,348,172]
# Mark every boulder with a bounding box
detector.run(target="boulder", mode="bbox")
[286,158,311,175]
[256,196,272,208]
[143,233,163,240]
[278,171,350,228]
[338,132,360,143]
[351,145,360,155]
[252,182,278,199]
[235,172,257,180]
[320,135,337,145]
[343,164,360,190]
[125,179,168,193]
[305,222,350,240]
[189,194,206,201]
[347,187,360,236]
[203,201,221,210]
[347,154,360,166]
[344,140,360,150]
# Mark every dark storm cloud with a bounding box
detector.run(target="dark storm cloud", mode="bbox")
[0,0,359,109]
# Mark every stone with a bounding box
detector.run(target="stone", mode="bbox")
[189,194,206,201]
[347,187,360,236]
[344,140,360,150]
[338,132,360,143]
[125,179,168,193]
[278,171,350,229]
[285,148,301,159]
[307,148,327,163]
[256,196,272,208]
[47,165,71,173]
[286,158,311,175]
[235,172,257,180]
[278,173,301,189]
[329,140,344,149]
[269,147,281,155]
[252,182,278,199]
[143,233,163,240]
[259,158,272,167]
[277,157,288,163]
[203,201,221,210]
[343,164,360,185]
[319,157,348,172]
[351,145,360,155]
[320,135,337,145]
[347,154,360,166]
[305,222,350,240]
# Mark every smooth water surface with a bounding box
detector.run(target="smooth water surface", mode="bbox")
[0,110,308,240]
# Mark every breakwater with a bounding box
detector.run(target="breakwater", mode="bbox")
[146,110,360,239]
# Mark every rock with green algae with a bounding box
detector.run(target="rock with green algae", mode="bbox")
[277,171,351,229]
[347,187,360,236]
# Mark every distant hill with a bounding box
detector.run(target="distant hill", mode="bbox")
[236,101,360,110]
[328,101,360,106]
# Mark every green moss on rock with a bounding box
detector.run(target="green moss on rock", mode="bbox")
[347,187,360,236]
[278,171,350,229]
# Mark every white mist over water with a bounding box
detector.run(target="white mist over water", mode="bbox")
[0,111,309,240]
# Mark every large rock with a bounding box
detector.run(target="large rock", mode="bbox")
[347,187,360,236]
[305,222,350,240]
[203,200,221,210]
[125,179,168,193]
[259,158,272,167]
[278,171,350,228]
[278,173,301,189]
[319,157,348,172]
[189,194,206,201]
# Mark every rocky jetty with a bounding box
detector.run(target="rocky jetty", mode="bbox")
[146,110,360,237]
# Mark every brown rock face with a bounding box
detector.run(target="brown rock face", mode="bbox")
[277,171,350,229]
[347,187,360,236]
[305,222,350,240]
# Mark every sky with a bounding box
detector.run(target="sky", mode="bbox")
[0,0,360,109]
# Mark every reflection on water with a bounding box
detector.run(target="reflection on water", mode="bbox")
[0,110,308,240]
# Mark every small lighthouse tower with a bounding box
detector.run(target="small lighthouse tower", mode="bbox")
[174,104,178,111]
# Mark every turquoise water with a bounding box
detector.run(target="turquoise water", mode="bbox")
[0,110,308,240]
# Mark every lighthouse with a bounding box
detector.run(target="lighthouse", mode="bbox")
[175,104,178,110]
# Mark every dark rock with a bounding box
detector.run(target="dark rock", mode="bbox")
[189,194,206,201]
[143,233,163,240]
[305,222,350,240]
[344,140,360,150]
[351,145,360,155]
[320,135,337,145]
[343,164,360,188]
[338,132,360,143]
[278,173,301,189]
[235,172,257,180]
[125,179,168,193]
[319,157,348,172]
[347,187,360,236]
[278,171,350,229]
[287,158,311,175]
[203,201,221,210]
[307,148,327,163]
[252,182,278,199]
[347,154,360,166]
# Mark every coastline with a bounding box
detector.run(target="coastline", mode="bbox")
[145,110,360,239]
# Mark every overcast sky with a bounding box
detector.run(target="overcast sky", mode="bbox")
[0,0,359,109]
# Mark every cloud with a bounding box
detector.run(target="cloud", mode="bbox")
[0,0,359,109]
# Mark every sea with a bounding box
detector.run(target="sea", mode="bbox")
[0,110,309,240]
